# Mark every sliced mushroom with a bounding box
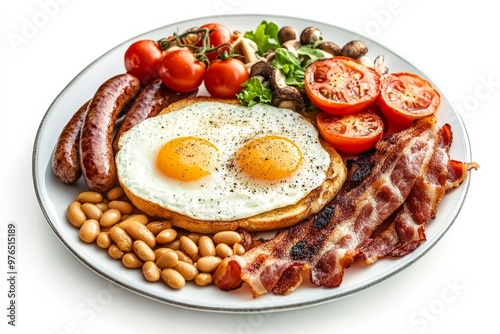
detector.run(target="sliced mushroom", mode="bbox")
[232,35,260,65]
[281,39,301,57]
[318,41,341,56]
[249,61,274,81]
[357,55,373,68]
[374,54,389,75]
[271,86,304,112]
[278,26,298,45]
[269,68,288,91]
[341,40,368,59]
[300,26,322,45]
[263,49,276,63]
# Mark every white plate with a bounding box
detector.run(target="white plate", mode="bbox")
[32,14,472,313]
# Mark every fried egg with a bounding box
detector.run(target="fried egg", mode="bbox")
[115,100,331,221]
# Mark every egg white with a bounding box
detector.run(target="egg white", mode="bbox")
[115,101,331,221]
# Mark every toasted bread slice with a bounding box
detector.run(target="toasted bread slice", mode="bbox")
[118,97,347,234]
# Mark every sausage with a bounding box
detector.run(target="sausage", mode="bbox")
[112,79,198,152]
[79,73,141,193]
[51,99,90,184]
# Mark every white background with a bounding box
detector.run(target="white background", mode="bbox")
[1,0,498,333]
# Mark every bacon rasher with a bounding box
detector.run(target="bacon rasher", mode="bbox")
[360,126,479,262]
[214,115,477,298]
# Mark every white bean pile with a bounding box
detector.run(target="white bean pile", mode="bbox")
[66,187,247,290]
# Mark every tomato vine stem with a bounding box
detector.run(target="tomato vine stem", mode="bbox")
[157,28,234,67]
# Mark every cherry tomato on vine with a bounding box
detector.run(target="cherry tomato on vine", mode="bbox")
[124,39,165,85]
[158,48,206,92]
[316,109,384,155]
[196,23,233,63]
[305,56,381,116]
[204,57,249,98]
[377,72,441,129]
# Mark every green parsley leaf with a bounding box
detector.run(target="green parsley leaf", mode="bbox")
[236,77,272,107]
[271,48,305,90]
[297,45,325,67]
[243,20,280,56]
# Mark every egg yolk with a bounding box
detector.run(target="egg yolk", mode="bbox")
[236,136,303,181]
[156,137,219,182]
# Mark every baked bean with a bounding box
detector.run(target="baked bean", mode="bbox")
[161,268,185,289]
[233,243,246,256]
[154,247,172,261]
[100,209,122,227]
[122,253,143,269]
[156,228,177,244]
[123,214,149,224]
[108,200,134,215]
[174,261,198,281]
[191,253,201,263]
[79,219,100,243]
[96,232,112,249]
[180,236,198,257]
[76,191,103,204]
[174,250,193,264]
[109,226,132,252]
[108,244,125,260]
[95,202,109,212]
[196,256,222,273]
[81,202,102,221]
[117,214,148,230]
[146,220,173,235]
[167,240,181,251]
[142,261,160,282]
[213,231,242,245]
[133,240,155,262]
[195,273,213,287]
[198,236,216,257]
[156,250,178,269]
[106,186,125,201]
[67,201,86,228]
[125,221,156,248]
[187,233,203,244]
[215,243,233,258]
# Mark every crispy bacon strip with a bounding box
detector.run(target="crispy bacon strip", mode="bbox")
[360,125,479,262]
[214,116,458,298]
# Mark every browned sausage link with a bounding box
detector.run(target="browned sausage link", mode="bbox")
[52,99,91,184]
[112,79,198,153]
[79,73,141,193]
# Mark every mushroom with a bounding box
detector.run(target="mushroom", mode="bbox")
[278,26,298,45]
[281,39,301,57]
[262,49,276,63]
[374,54,389,75]
[271,86,305,112]
[300,26,322,45]
[249,61,274,82]
[269,68,288,91]
[232,35,260,66]
[318,41,341,57]
[357,55,373,68]
[341,40,368,59]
